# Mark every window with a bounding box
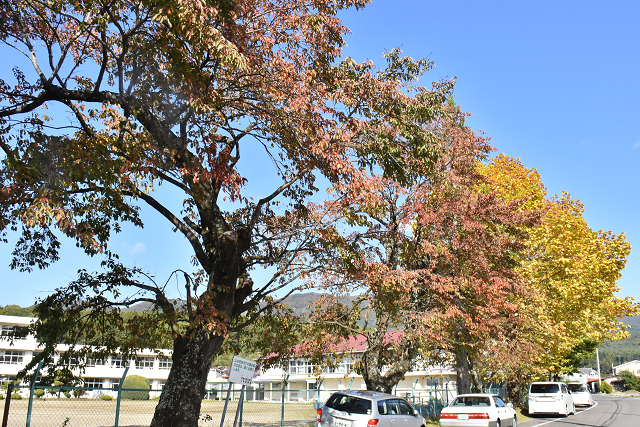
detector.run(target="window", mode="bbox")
[87,358,106,367]
[530,383,559,393]
[452,396,491,407]
[83,378,104,389]
[159,357,172,370]
[111,356,126,368]
[426,378,439,386]
[0,376,16,387]
[397,400,414,415]
[568,383,588,393]
[325,394,371,415]
[288,359,314,375]
[0,350,24,364]
[1,325,26,340]
[136,357,155,369]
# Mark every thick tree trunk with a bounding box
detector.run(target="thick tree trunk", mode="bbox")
[149,330,224,427]
[360,324,412,394]
[149,226,249,427]
[362,355,409,394]
[456,349,471,394]
[507,380,521,406]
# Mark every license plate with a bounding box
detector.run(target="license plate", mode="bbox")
[333,420,350,427]
[457,414,469,420]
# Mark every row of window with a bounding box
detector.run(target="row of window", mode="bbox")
[86,356,170,369]
[1,325,27,340]
[0,350,172,369]
[286,357,359,375]
[0,350,23,364]
[81,377,166,390]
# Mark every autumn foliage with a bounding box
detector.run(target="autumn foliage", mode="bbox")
[0,0,635,416]
[479,155,638,387]
[288,109,540,393]
[0,0,453,425]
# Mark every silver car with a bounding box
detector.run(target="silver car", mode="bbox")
[317,390,426,427]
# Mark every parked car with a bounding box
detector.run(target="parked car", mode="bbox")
[316,390,426,427]
[527,382,575,416]
[439,394,517,427]
[567,383,593,406]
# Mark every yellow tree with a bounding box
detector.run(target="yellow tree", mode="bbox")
[480,155,638,385]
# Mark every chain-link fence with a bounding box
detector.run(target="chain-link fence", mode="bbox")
[2,382,461,427]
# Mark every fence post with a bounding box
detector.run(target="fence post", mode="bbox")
[280,374,289,427]
[2,382,13,427]
[430,385,434,418]
[219,382,234,427]
[445,382,449,406]
[26,360,43,427]
[233,385,245,427]
[115,367,129,427]
[315,377,324,409]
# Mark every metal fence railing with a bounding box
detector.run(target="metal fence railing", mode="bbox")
[2,383,462,427]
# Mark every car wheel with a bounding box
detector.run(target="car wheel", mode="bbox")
[563,405,568,417]
[496,420,501,427]
[512,416,517,427]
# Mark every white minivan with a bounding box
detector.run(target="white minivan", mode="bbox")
[528,382,575,416]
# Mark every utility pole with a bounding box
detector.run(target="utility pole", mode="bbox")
[596,348,602,389]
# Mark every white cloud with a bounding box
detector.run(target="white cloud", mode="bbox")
[129,242,147,255]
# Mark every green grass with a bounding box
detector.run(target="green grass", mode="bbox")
[516,407,532,422]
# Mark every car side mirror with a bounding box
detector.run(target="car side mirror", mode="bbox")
[413,409,419,416]
[506,403,513,408]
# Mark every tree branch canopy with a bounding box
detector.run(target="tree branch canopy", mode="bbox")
[1,1,454,426]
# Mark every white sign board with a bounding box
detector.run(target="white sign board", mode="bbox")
[228,356,256,386]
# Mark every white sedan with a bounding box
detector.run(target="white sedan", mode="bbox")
[440,394,517,427]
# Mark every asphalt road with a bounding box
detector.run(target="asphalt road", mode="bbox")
[519,393,640,427]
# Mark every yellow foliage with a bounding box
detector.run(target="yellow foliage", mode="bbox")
[482,155,639,376]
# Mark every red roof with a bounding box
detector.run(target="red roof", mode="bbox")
[263,331,404,359]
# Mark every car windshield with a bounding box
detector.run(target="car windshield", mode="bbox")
[451,396,491,407]
[568,384,588,393]
[530,384,559,393]
[325,394,372,415]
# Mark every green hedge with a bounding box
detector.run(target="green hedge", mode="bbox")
[121,375,150,400]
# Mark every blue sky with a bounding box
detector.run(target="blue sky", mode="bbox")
[2,0,639,307]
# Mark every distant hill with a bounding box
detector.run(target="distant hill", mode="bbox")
[588,315,640,374]
[120,292,331,315]
[622,314,640,327]
[279,292,336,317]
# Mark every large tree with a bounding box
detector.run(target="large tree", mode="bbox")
[478,155,638,401]
[287,109,537,394]
[0,1,452,425]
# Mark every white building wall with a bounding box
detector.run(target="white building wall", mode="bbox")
[2,315,457,401]
[613,360,640,376]
[0,315,208,397]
